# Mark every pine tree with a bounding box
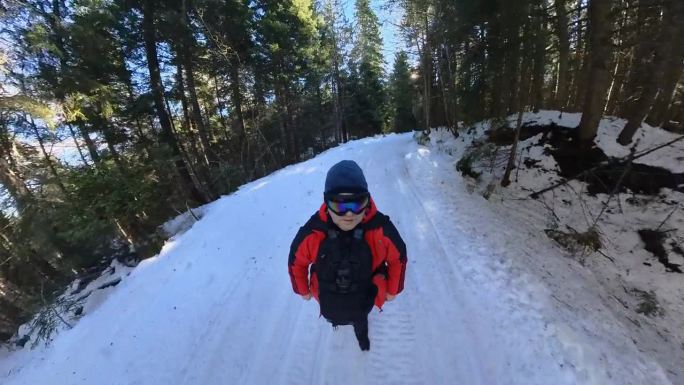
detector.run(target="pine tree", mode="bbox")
[351,0,386,136]
[255,0,319,162]
[389,51,416,132]
[618,0,684,144]
[553,0,570,109]
[320,0,353,143]
[577,0,613,144]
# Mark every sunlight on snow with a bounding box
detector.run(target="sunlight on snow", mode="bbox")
[283,165,319,176]
[417,148,431,157]
[249,181,270,191]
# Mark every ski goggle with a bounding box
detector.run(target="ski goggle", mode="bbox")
[325,192,370,216]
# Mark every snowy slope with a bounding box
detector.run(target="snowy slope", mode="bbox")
[444,110,684,384]
[0,132,674,385]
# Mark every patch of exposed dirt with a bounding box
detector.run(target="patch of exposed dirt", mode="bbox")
[638,229,683,273]
[488,123,684,195]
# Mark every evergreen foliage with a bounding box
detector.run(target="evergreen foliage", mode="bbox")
[389,51,416,132]
[0,0,682,342]
[349,0,386,136]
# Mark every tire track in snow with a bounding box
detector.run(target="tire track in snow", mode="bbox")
[175,244,300,384]
[360,138,489,385]
[362,148,424,385]
[175,277,253,384]
[266,301,321,385]
[400,143,581,385]
[367,306,421,385]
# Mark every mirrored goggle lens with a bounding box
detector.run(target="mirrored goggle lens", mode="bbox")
[326,196,369,215]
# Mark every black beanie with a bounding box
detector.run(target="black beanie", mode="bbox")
[324,160,368,194]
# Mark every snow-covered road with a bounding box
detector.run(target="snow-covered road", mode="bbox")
[0,133,672,384]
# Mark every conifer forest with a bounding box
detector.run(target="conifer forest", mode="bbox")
[0,0,682,341]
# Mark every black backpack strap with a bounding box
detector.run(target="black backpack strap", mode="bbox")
[362,213,392,277]
[307,212,328,232]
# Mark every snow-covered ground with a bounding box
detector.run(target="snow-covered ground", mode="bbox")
[436,110,684,384]
[0,115,679,384]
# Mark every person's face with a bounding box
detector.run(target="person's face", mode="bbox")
[328,207,365,231]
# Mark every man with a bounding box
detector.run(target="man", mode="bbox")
[288,160,407,351]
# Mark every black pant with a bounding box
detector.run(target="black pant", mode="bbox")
[353,316,368,341]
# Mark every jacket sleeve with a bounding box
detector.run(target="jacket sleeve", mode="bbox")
[288,225,315,295]
[382,219,407,295]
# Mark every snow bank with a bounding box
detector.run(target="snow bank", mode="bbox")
[440,111,684,384]
[0,119,677,384]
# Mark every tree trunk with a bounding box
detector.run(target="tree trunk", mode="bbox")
[332,57,343,144]
[275,85,292,163]
[444,43,459,132]
[0,156,33,211]
[646,56,684,127]
[49,0,95,169]
[554,0,570,109]
[0,276,35,340]
[77,123,101,164]
[474,27,488,120]
[422,15,431,133]
[461,39,475,116]
[531,0,547,112]
[327,0,344,144]
[569,0,588,111]
[502,19,534,187]
[618,0,684,144]
[646,36,684,127]
[230,57,252,173]
[340,74,349,142]
[618,0,659,117]
[577,0,613,144]
[604,51,628,116]
[0,134,66,277]
[28,117,67,195]
[122,61,153,163]
[570,32,589,109]
[488,13,506,119]
[284,88,299,162]
[504,7,524,116]
[48,0,98,171]
[47,0,68,101]
[213,75,230,142]
[164,90,213,201]
[603,3,630,116]
[98,118,127,173]
[183,48,215,166]
[178,1,215,170]
[141,0,208,204]
[176,59,208,168]
[66,124,90,166]
[438,45,451,130]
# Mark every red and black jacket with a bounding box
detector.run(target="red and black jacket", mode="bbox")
[288,198,407,309]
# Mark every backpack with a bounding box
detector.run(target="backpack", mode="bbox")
[314,228,376,323]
